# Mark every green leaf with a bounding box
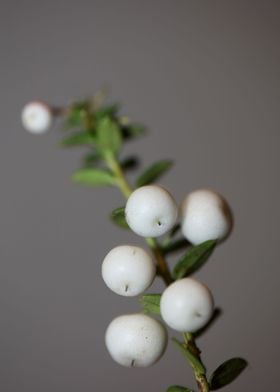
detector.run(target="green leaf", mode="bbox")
[110,207,129,229]
[172,338,206,374]
[96,117,122,154]
[173,240,217,280]
[139,294,161,315]
[162,238,190,255]
[210,358,248,390]
[95,103,119,121]
[65,101,90,128]
[61,131,95,147]
[136,159,173,187]
[167,386,194,392]
[72,168,116,187]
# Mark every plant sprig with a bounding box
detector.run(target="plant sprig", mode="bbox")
[22,94,248,392]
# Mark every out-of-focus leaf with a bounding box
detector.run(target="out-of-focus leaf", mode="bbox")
[65,101,90,128]
[95,103,119,121]
[72,168,116,187]
[60,131,95,147]
[139,294,161,315]
[96,117,122,154]
[210,358,248,390]
[136,159,173,187]
[110,207,129,229]
[173,240,217,280]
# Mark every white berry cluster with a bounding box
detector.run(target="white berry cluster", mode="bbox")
[103,185,232,368]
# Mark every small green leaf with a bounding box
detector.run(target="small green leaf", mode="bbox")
[65,101,90,128]
[140,294,161,315]
[72,168,116,187]
[173,240,217,280]
[136,159,173,187]
[167,386,194,392]
[172,338,206,374]
[96,117,122,154]
[162,238,190,255]
[110,207,129,229]
[61,131,95,147]
[95,103,119,121]
[210,358,248,390]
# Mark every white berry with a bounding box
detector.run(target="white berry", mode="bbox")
[105,313,167,367]
[160,278,214,333]
[125,185,178,237]
[101,245,156,296]
[21,101,53,134]
[181,189,233,245]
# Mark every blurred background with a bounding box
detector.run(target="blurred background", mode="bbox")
[1,0,279,390]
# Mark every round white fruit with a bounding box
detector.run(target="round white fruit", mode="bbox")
[105,313,167,367]
[160,278,214,333]
[125,185,178,237]
[101,245,156,296]
[181,189,233,245]
[21,101,53,134]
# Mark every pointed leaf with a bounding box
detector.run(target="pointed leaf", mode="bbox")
[110,207,129,229]
[95,103,119,121]
[167,386,194,392]
[210,358,248,390]
[172,338,206,374]
[72,168,116,187]
[96,117,122,154]
[61,131,95,147]
[136,160,173,187]
[140,294,161,315]
[162,238,190,255]
[65,101,90,128]
[173,240,217,280]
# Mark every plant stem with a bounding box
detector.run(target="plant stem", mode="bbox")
[183,333,209,392]
[104,151,173,285]
[104,150,208,392]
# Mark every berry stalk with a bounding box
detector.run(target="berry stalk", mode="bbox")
[103,147,209,392]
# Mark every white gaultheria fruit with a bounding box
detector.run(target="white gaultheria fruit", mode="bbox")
[21,101,53,134]
[105,313,167,367]
[181,189,233,245]
[101,245,156,296]
[160,278,214,333]
[125,185,178,237]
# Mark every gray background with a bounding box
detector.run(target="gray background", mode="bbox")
[1,0,279,391]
